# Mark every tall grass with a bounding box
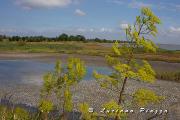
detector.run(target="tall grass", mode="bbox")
[0,42,82,53]
[0,41,180,63]
[156,71,180,82]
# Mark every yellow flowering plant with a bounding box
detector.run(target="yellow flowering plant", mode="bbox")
[94,7,163,120]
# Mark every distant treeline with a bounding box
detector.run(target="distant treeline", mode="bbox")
[0,34,126,43]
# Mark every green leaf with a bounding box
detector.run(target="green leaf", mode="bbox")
[133,88,164,107]
[112,41,121,56]
[137,60,156,83]
[14,107,30,120]
[39,100,53,113]
[78,103,97,120]
[55,60,61,74]
[102,100,126,119]
[64,88,73,112]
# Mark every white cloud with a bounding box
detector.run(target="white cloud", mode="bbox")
[120,23,128,29]
[15,0,77,9]
[100,28,113,32]
[108,0,180,12]
[76,28,113,33]
[156,3,180,11]
[75,9,86,16]
[129,0,152,9]
[169,26,180,33]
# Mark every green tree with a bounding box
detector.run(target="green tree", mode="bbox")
[75,35,86,41]
[40,58,86,119]
[58,33,69,41]
[0,35,4,41]
[11,36,21,41]
[94,7,163,120]
[69,35,76,41]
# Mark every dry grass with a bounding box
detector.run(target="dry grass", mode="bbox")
[156,71,180,82]
[0,41,180,63]
[135,53,180,63]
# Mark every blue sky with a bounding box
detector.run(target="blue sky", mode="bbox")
[0,0,180,44]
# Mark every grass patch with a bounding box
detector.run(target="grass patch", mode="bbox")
[0,42,82,53]
[156,71,180,82]
[135,53,180,63]
[0,41,180,63]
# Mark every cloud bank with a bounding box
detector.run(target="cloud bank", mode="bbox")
[109,0,180,11]
[120,23,128,29]
[169,26,180,33]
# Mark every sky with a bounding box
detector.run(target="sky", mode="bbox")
[0,0,180,44]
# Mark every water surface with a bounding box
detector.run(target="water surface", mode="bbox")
[0,60,111,86]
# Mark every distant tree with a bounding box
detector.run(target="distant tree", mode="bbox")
[21,37,26,41]
[75,35,86,41]
[50,37,56,42]
[0,35,3,41]
[3,35,7,39]
[94,7,163,120]
[11,36,20,41]
[68,35,76,41]
[58,33,69,41]
[102,39,109,43]
[94,38,101,42]
[112,40,117,43]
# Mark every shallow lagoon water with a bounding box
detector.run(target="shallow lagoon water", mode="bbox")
[0,60,111,86]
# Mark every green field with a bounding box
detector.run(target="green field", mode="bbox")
[0,41,112,56]
[0,41,180,63]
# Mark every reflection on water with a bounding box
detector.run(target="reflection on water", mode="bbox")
[0,60,111,86]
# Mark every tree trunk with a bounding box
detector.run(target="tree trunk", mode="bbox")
[43,113,48,120]
[118,77,128,105]
[115,77,128,120]
[60,112,68,120]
